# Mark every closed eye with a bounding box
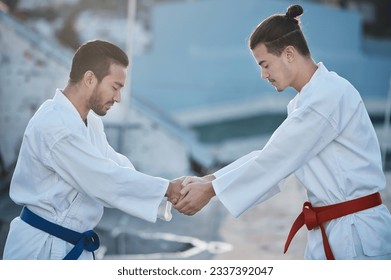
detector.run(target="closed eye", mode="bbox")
[113,81,124,90]
[258,60,268,69]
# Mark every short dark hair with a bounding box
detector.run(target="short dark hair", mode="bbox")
[249,4,310,57]
[69,40,129,83]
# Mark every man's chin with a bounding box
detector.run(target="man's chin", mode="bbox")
[93,109,108,116]
[273,87,284,93]
[274,85,287,93]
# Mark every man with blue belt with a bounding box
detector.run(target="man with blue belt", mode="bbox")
[3,40,182,260]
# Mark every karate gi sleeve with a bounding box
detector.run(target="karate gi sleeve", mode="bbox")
[214,150,262,178]
[105,143,173,221]
[46,131,169,223]
[212,106,338,217]
[105,144,135,169]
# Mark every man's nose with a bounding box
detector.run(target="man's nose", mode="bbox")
[114,91,121,103]
[261,68,269,80]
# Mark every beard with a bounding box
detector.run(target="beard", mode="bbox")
[89,87,114,116]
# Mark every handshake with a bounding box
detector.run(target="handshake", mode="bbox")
[165,174,217,216]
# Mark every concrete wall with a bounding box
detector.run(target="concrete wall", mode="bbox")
[0,10,70,168]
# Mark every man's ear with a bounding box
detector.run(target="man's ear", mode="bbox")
[284,45,296,63]
[83,71,97,88]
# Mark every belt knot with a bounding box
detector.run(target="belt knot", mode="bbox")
[81,230,100,252]
[302,202,319,230]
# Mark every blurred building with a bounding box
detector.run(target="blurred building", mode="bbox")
[310,0,391,38]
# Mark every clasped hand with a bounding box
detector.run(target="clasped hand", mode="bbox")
[166,175,216,216]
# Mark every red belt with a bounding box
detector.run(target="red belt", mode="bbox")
[284,192,382,260]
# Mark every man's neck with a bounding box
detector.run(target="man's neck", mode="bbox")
[293,58,318,92]
[62,84,90,123]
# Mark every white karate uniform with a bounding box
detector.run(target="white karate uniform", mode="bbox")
[3,90,170,260]
[212,63,391,259]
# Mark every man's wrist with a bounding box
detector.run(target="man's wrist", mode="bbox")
[165,181,173,197]
[203,174,216,182]
[206,181,216,198]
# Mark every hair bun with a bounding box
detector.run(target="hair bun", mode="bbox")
[285,4,304,20]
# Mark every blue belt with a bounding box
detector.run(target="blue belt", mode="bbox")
[20,207,100,260]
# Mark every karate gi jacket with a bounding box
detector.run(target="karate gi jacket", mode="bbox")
[212,63,391,259]
[3,90,170,259]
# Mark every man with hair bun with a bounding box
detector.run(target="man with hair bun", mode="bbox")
[175,5,391,260]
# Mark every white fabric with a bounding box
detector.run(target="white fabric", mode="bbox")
[3,90,170,259]
[213,63,391,259]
